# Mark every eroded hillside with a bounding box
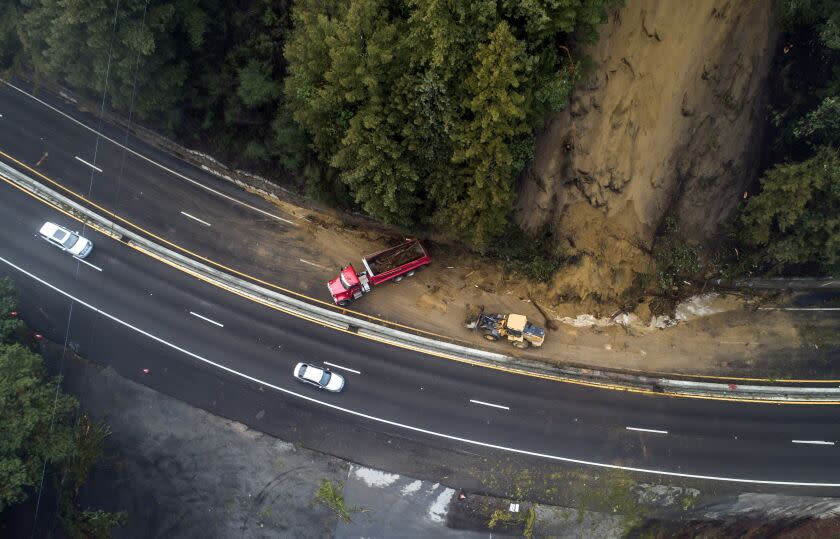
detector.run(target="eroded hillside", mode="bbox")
[516,1,779,302]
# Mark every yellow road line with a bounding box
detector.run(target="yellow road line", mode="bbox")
[0,160,840,405]
[121,235,840,404]
[4,149,835,384]
[0,150,463,343]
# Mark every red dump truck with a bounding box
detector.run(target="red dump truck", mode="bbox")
[327,239,430,306]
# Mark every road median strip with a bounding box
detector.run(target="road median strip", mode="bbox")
[2,160,840,404]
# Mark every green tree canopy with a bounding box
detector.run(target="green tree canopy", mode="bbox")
[735,0,840,276]
[285,0,614,247]
[739,148,840,273]
[0,343,77,510]
[0,278,24,345]
[9,0,616,254]
[439,21,530,248]
[0,281,123,536]
[324,0,420,225]
[17,0,210,124]
[10,0,307,172]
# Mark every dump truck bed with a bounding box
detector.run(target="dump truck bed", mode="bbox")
[363,239,428,276]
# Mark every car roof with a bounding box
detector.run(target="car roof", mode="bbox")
[301,364,325,383]
[40,222,62,236]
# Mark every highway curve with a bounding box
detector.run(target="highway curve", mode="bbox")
[2,175,840,487]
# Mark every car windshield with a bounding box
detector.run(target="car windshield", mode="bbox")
[56,230,78,249]
[319,371,331,386]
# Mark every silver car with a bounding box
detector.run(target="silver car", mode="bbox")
[293,362,345,392]
[38,222,93,258]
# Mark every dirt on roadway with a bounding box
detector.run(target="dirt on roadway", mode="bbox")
[229,190,839,379]
[33,78,838,379]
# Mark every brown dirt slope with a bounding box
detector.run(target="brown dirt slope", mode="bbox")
[515,0,779,302]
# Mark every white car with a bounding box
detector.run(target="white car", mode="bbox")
[293,362,345,392]
[38,222,93,259]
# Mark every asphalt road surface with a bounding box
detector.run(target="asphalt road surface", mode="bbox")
[2,80,840,488]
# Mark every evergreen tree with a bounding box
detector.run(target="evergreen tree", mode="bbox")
[284,0,349,157]
[18,0,211,124]
[326,0,420,225]
[500,0,614,42]
[739,148,840,274]
[191,0,306,170]
[0,343,77,510]
[11,0,617,252]
[0,282,123,536]
[0,1,21,70]
[735,0,840,276]
[285,0,612,247]
[439,21,530,249]
[0,278,23,345]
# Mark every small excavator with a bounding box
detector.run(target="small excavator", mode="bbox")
[466,307,545,349]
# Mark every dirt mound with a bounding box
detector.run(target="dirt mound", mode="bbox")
[515,0,779,301]
[548,201,651,303]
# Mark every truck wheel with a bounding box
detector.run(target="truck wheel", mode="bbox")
[483,333,499,342]
[393,276,404,283]
[513,341,530,349]
[337,300,350,307]
[406,270,415,277]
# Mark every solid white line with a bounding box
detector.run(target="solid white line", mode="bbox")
[299,258,327,269]
[189,311,224,327]
[324,361,361,375]
[626,426,669,435]
[74,155,102,173]
[792,440,835,446]
[5,254,840,488]
[820,281,838,287]
[3,80,295,225]
[180,211,211,227]
[758,307,840,311]
[73,256,102,272]
[469,399,510,411]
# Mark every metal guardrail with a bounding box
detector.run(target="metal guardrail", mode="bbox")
[3,160,840,403]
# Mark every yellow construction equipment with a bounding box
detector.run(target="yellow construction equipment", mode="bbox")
[467,308,545,349]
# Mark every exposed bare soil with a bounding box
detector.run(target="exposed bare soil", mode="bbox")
[515,0,779,302]
[256,192,836,378]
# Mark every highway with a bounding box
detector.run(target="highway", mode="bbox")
[2,80,840,488]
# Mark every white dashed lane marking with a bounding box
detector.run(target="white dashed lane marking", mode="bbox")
[4,254,840,487]
[323,361,361,375]
[469,399,510,411]
[626,426,669,435]
[180,211,212,227]
[189,311,224,327]
[73,256,102,272]
[74,155,102,173]
[792,440,835,446]
[5,80,295,225]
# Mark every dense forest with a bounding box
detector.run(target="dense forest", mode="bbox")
[0,0,616,251]
[737,0,839,275]
[0,0,837,280]
[0,278,124,538]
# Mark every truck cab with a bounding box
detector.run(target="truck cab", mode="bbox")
[327,265,370,306]
[327,239,430,306]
